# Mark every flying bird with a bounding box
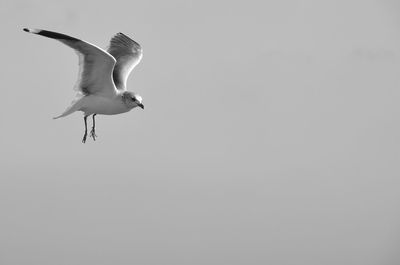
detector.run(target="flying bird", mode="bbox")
[23,28,144,143]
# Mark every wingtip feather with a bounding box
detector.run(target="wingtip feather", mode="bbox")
[23,28,40,34]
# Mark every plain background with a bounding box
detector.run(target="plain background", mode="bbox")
[1,0,400,264]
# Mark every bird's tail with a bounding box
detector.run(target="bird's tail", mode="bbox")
[53,111,72,120]
[53,106,76,119]
[53,95,84,119]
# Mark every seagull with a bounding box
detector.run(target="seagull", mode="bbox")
[23,28,144,143]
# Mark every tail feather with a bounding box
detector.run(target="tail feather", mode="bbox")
[53,112,70,119]
[53,95,84,119]
[53,107,76,119]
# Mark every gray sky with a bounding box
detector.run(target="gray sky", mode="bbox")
[1,0,400,264]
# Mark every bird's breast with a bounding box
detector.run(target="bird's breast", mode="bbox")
[80,95,130,115]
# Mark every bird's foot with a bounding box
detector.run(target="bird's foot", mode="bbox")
[90,128,97,141]
[82,132,88,144]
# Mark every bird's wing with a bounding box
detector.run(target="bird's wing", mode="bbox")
[24,28,117,97]
[107,32,142,91]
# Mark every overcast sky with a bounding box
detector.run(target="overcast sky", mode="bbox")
[1,0,400,264]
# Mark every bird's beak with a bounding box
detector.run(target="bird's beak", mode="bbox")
[138,103,144,109]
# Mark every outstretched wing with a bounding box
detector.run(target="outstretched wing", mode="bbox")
[107,32,142,90]
[24,28,117,97]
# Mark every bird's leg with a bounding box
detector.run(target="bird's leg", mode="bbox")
[82,115,88,143]
[90,114,97,141]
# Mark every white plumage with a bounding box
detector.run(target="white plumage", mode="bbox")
[24,28,144,143]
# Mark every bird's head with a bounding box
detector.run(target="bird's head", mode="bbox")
[122,91,144,110]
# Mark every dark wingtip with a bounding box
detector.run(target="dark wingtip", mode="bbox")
[37,29,79,41]
[23,28,29,32]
